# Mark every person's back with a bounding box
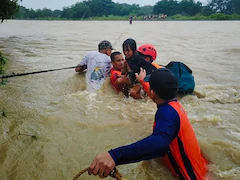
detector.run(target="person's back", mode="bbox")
[83,51,111,91]
[145,69,208,179]
[75,40,113,91]
[160,100,208,179]
[87,68,208,179]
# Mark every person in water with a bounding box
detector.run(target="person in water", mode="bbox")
[75,40,114,92]
[87,68,208,180]
[137,44,162,69]
[121,38,157,99]
[109,51,130,93]
[122,38,156,80]
[135,44,164,97]
[129,16,133,24]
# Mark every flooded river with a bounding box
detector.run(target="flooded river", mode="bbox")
[0,20,240,180]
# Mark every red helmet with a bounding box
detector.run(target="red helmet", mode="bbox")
[138,44,157,61]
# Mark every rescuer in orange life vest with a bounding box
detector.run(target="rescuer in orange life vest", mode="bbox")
[109,51,128,92]
[137,43,162,69]
[134,44,163,97]
[88,68,208,180]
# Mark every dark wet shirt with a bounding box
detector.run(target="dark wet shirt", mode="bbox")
[126,54,156,81]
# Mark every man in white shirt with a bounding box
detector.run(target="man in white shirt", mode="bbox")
[75,40,114,91]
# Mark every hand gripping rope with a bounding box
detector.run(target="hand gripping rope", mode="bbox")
[72,167,126,180]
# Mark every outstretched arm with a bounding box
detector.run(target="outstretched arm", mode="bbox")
[88,105,180,178]
[75,64,87,72]
[75,53,89,72]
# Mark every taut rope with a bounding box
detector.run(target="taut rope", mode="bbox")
[72,167,124,180]
[112,28,129,47]
[0,66,76,79]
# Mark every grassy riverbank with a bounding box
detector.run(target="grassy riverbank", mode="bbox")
[18,13,240,21]
[171,13,240,20]
[92,13,240,20]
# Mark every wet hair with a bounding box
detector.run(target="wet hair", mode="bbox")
[122,38,137,53]
[110,51,122,61]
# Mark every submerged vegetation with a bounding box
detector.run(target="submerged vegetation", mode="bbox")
[0,52,8,85]
[0,52,8,75]
[1,110,6,117]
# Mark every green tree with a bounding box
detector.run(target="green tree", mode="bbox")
[113,3,133,16]
[138,5,154,16]
[33,8,52,18]
[52,10,62,18]
[71,2,90,19]
[129,4,142,16]
[26,8,38,19]
[223,0,240,14]
[61,7,73,19]
[179,0,202,16]
[0,0,21,22]
[207,0,240,14]
[14,5,27,19]
[83,0,114,17]
[201,5,214,16]
[153,0,180,16]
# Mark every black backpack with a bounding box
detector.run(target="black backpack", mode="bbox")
[166,61,195,94]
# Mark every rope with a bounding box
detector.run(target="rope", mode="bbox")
[112,28,128,47]
[72,168,88,180]
[1,29,128,80]
[72,167,124,180]
[0,66,76,79]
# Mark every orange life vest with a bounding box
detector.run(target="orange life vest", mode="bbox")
[139,65,163,97]
[110,68,122,91]
[152,63,162,69]
[161,101,208,180]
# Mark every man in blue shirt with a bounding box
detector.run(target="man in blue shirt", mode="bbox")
[87,68,208,179]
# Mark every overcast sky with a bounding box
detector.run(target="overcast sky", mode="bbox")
[20,0,209,10]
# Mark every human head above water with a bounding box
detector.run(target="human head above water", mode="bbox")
[98,40,114,51]
[110,51,121,61]
[122,38,137,59]
[138,44,157,63]
[98,40,114,56]
[110,51,125,71]
[144,68,178,100]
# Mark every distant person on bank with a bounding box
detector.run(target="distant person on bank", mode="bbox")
[75,40,114,91]
[87,68,208,179]
[129,16,133,24]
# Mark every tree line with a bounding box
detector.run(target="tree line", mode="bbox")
[1,0,240,21]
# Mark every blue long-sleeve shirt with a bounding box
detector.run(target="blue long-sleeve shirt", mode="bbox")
[109,100,180,165]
